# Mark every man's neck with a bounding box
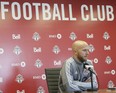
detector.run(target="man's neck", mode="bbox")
[73,56,83,64]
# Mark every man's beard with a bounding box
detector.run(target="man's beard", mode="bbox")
[78,55,86,63]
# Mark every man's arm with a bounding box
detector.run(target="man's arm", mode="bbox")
[61,61,98,92]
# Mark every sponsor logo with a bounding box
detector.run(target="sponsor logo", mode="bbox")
[54,60,62,66]
[37,86,45,93]
[0,48,4,54]
[108,80,115,88]
[32,32,41,41]
[13,46,22,55]
[104,69,115,75]
[11,61,26,67]
[21,61,26,67]
[104,45,111,50]
[35,59,43,68]
[89,44,95,52]
[41,74,46,80]
[16,90,25,93]
[12,34,21,40]
[52,45,60,54]
[105,56,112,64]
[49,34,62,39]
[86,33,94,38]
[111,70,115,75]
[69,32,77,41]
[93,58,99,63]
[33,74,46,80]
[103,32,110,40]
[33,47,42,53]
[15,74,24,84]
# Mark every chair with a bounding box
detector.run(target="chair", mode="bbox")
[45,68,61,93]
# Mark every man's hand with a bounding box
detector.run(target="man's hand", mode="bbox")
[85,77,91,82]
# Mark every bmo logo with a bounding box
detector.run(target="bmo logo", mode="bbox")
[49,34,62,39]
[0,48,4,54]
[21,62,26,67]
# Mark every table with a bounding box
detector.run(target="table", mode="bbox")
[81,89,116,93]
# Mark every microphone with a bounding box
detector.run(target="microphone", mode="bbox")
[83,62,98,91]
[83,62,96,75]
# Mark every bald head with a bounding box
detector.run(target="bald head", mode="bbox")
[72,40,89,62]
[72,40,89,52]
[72,40,89,63]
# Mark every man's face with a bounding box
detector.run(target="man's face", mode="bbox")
[76,46,89,62]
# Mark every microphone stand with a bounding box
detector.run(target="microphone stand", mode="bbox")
[88,69,97,91]
[90,70,94,91]
[83,63,97,91]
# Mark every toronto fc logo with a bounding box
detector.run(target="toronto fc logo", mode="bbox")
[37,86,45,93]
[103,32,110,40]
[32,32,41,41]
[16,74,24,84]
[105,56,112,64]
[89,44,95,52]
[53,45,60,54]
[69,32,77,41]
[108,80,114,88]
[13,46,22,55]
[35,59,43,68]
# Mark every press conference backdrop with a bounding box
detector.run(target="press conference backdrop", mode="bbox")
[0,0,116,93]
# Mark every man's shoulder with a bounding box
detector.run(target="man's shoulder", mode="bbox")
[63,57,75,66]
[64,57,73,63]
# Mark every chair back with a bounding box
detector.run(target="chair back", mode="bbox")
[45,68,61,93]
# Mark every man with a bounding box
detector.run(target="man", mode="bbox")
[58,40,98,93]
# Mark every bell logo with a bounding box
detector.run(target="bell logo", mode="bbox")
[87,34,94,38]
[17,90,25,93]
[54,60,62,66]
[104,45,111,50]
[33,47,42,53]
[12,34,21,39]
